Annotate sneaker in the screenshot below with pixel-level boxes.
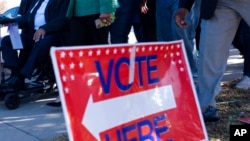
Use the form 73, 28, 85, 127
203, 106, 220, 123
235, 75, 250, 90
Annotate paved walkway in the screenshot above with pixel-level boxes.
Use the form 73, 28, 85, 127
0, 43, 244, 141
222, 48, 243, 82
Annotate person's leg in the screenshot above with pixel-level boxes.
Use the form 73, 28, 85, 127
20, 34, 59, 79
66, 16, 88, 46
190, 0, 201, 34
139, 0, 157, 42
1, 34, 33, 77
110, 0, 140, 43
68, 15, 110, 46
132, 12, 144, 43
235, 1, 250, 79
156, 0, 199, 77
234, 20, 250, 89
132, 21, 143, 42
188, 0, 201, 51
156, 0, 177, 41
241, 25, 250, 77
195, 20, 201, 51
0, 33, 33, 89
197, 3, 241, 110
175, 24, 198, 77
1, 36, 19, 71
232, 21, 243, 55
188, 0, 201, 76
85, 14, 110, 45
174, 0, 200, 77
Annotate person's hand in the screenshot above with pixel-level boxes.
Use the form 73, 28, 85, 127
33, 28, 46, 42
175, 8, 189, 28
99, 13, 115, 25
140, 1, 148, 14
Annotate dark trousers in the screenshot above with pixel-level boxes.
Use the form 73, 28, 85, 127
1, 32, 61, 78
232, 20, 250, 77
110, 0, 140, 43
67, 14, 110, 46
139, 0, 157, 42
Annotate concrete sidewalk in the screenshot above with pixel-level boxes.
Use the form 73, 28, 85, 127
0, 93, 66, 141
0, 46, 244, 141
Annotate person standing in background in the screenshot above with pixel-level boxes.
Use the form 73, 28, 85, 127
65, 0, 119, 45
156, 0, 201, 79
46, 0, 119, 107
110, 0, 140, 44
175, 0, 250, 122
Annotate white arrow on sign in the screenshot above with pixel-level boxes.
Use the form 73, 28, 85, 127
82, 85, 177, 140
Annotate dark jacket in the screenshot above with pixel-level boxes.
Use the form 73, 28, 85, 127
16, 0, 69, 34
179, 0, 218, 19
18, 0, 35, 15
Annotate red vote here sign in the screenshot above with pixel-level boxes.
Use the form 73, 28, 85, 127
50, 40, 208, 141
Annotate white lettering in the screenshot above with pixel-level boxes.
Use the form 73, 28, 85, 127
234, 129, 247, 136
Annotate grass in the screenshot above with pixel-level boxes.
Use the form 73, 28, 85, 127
48, 79, 250, 141
206, 79, 250, 141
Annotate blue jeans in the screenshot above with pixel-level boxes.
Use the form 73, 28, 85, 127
156, 0, 200, 76
156, 0, 178, 42
110, 0, 140, 43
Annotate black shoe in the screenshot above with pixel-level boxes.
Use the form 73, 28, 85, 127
1, 76, 25, 91
203, 106, 220, 123
46, 101, 61, 107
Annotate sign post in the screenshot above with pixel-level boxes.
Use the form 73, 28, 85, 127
50, 40, 208, 141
